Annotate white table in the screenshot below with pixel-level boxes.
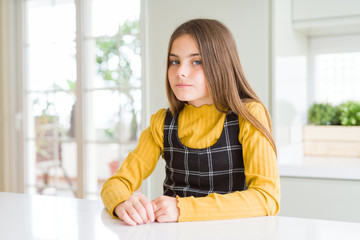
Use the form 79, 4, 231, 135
0, 192, 359, 240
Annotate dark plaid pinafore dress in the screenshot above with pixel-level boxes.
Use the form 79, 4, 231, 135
163, 109, 247, 197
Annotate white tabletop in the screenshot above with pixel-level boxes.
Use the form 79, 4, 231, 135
0, 192, 359, 240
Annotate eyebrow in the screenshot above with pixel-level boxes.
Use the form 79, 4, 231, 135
169, 53, 201, 58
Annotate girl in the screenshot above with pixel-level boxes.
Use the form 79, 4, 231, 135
101, 19, 280, 226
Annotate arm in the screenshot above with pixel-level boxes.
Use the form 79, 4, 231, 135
176, 102, 280, 222
100, 109, 166, 219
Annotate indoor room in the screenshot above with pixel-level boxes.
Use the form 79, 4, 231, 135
1, 0, 360, 239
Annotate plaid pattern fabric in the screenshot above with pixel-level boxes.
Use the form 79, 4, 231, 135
163, 109, 246, 197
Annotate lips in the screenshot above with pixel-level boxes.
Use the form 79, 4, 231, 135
176, 83, 192, 88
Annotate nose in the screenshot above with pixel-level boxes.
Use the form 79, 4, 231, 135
176, 63, 189, 78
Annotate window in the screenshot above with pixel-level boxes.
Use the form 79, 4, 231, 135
314, 52, 360, 104
275, 42, 360, 163
24, 0, 141, 199
273, 2, 360, 179
311, 37, 360, 105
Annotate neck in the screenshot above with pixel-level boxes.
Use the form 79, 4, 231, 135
187, 100, 213, 108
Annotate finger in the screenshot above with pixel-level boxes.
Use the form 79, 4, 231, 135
145, 201, 155, 222
126, 206, 144, 225
139, 196, 155, 222
154, 207, 166, 219
155, 207, 178, 223
152, 196, 163, 206
152, 196, 179, 223
156, 214, 171, 223
152, 196, 168, 211
153, 200, 167, 219
119, 211, 137, 226
132, 199, 149, 223
152, 196, 164, 212
152, 196, 165, 216
116, 207, 137, 226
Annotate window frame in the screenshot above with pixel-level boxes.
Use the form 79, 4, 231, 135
277, 33, 360, 180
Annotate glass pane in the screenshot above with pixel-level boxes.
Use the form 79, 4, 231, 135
86, 89, 141, 142
25, 0, 77, 199
314, 52, 360, 105
27, 0, 76, 44
26, 90, 77, 196
28, 43, 76, 91
27, 92, 76, 140
275, 56, 307, 165
85, 142, 138, 199
86, 143, 120, 198
26, 139, 77, 197
89, 22, 141, 89
91, 0, 140, 37
27, 0, 76, 91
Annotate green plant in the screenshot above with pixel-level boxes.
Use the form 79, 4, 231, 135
307, 103, 340, 125
95, 19, 140, 141
338, 101, 360, 126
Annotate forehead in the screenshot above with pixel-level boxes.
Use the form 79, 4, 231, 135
170, 34, 199, 54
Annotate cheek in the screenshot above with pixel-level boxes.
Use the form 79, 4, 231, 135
193, 70, 207, 85
167, 69, 177, 90
192, 67, 205, 77
168, 68, 176, 81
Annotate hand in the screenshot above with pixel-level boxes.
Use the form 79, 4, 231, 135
114, 194, 155, 226
152, 196, 179, 223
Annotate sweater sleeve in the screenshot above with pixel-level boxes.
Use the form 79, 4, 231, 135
100, 109, 166, 218
176, 102, 280, 222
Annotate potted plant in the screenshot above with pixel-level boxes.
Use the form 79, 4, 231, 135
303, 101, 360, 157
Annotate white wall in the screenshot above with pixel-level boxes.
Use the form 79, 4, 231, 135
274, 0, 360, 223
144, 0, 271, 198
273, 0, 308, 161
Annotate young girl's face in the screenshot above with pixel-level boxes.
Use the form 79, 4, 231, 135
168, 34, 212, 107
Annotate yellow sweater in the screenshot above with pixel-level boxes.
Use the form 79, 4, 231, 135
101, 102, 280, 222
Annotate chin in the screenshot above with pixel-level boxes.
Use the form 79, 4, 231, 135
174, 95, 190, 102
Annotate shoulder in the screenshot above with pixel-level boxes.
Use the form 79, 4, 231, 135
150, 108, 167, 125
150, 108, 167, 132
149, 108, 167, 145
242, 101, 268, 120
245, 101, 266, 115
239, 101, 271, 130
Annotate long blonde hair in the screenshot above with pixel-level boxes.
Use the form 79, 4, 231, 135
165, 19, 276, 154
